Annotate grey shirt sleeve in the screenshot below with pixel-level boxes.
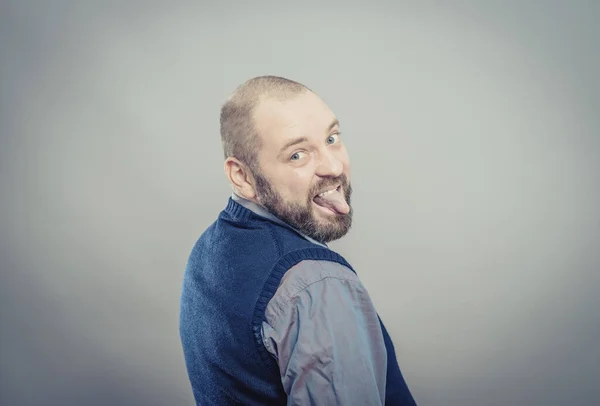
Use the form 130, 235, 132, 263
261, 260, 388, 406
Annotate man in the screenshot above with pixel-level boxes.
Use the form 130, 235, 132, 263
179, 76, 417, 405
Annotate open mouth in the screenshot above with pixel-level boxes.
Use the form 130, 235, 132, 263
312, 185, 349, 215
316, 185, 341, 198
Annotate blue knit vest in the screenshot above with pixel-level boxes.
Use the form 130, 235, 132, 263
179, 198, 416, 405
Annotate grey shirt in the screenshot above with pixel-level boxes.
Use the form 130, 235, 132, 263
232, 193, 388, 405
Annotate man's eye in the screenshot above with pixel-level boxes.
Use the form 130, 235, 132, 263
327, 133, 341, 144
290, 152, 304, 161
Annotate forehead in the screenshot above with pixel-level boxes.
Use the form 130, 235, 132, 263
253, 91, 336, 147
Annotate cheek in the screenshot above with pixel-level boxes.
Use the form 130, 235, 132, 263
289, 169, 316, 199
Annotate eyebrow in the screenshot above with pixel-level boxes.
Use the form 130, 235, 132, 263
279, 136, 309, 155
278, 118, 340, 156
327, 118, 340, 132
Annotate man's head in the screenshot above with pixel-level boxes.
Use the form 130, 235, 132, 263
221, 76, 352, 243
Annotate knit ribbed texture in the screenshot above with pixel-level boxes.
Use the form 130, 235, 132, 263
180, 198, 417, 405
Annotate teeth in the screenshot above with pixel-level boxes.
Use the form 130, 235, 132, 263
318, 187, 338, 197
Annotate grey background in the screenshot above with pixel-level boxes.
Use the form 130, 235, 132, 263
1, 1, 599, 405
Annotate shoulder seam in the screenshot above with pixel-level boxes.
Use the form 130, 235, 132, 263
268, 273, 364, 327
264, 223, 283, 256
275, 259, 358, 305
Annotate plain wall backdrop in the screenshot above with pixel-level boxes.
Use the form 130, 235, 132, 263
1, 1, 599, 405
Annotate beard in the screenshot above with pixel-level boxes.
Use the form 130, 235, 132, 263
253, 171, 353, 244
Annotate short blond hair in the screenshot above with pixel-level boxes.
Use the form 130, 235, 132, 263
220, 76, 310, 173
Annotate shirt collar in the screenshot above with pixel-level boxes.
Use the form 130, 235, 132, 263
231, 192, 328, 248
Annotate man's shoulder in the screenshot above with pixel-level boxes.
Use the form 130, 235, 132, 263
264, 258, 362, 319
281, 258, 359, 291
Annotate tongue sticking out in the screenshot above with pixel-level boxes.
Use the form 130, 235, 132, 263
313, 188, 350, 215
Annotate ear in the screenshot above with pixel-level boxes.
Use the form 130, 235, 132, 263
224, 157, 258, 200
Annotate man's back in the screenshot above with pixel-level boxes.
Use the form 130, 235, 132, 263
180, 198, 417, 405
180, 198, 330, 404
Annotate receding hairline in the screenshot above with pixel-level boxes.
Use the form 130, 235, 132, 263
226, 76, 312, 106
221, 77, 315, 136
220, 76, 315, 170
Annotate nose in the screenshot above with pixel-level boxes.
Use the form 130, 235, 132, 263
315, 149, 344, 178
